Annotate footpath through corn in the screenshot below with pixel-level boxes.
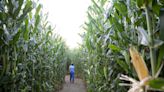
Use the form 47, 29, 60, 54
59, 75, 86, 92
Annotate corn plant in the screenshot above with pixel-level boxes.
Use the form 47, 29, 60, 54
66, 48, 85, 78
0, 0, 67, 92
81, 0, 164, 92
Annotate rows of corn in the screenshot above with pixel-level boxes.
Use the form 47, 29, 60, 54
80, 0, 164, 92
0, 0, 67, 92
66, 49, 85, 78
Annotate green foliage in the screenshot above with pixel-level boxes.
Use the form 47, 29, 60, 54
66, 48, 85, 78
149, 78, 164, 91
0, 0, 67, 92
81, 0, 164, 92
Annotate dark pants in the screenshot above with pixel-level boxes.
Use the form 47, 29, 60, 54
70, 72, 74, 83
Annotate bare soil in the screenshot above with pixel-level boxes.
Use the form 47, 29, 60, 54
59, 75, 86, 92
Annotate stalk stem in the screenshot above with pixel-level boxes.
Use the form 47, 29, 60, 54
145, 7, 156, 77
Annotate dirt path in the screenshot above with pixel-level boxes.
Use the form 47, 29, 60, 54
59, 75, 86, 92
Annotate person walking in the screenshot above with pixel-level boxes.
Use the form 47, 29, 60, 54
69, 64, 75, 83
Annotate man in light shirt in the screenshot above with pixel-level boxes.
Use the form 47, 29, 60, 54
69, 64, 75, 83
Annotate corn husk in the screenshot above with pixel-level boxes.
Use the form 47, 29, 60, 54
129, 47, 149, 81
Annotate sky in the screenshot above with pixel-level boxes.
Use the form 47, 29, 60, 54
40, 0, 91, 48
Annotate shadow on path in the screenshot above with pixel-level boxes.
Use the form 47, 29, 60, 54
59, 75, 86, 92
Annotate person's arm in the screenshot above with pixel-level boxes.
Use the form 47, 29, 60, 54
73, 66, 75, 72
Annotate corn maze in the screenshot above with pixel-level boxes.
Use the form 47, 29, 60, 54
0, 0, 164, 92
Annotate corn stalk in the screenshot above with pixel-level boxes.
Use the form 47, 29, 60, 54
82, 0, 164, 92
0, 0, 68, 92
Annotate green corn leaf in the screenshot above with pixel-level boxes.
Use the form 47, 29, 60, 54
91, 0, 103, 14
157, 9, 164, 73
12, 29, 21, 44
103, 66, 107, 80
19, 1, 33, 21
116, 60, 129, 73
14, 0, 24, 18
46, 30, 52, 39
35, 4, 42, 17
108, 44, 121, 52
6, 0, 14, 15
23, 1, 33, 13
159, 9, 164, 41
100, 0, 107, 6
112, 17, 123, 32
136, 0, 144, 9
157, 44, 164, 73
152, 3, 161, 16
121, 51, 130, 65
24, 19, 29, 41
114, 2, 127, 15
0, 12, 7, 21
152, 39, 164, 48
34, 15, 40, 33
149, 78, 164, 91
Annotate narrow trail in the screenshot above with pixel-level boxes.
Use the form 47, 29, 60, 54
59, 75, 86, 92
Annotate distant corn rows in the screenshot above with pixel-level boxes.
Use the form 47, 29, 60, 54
0, 0, 67, 92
